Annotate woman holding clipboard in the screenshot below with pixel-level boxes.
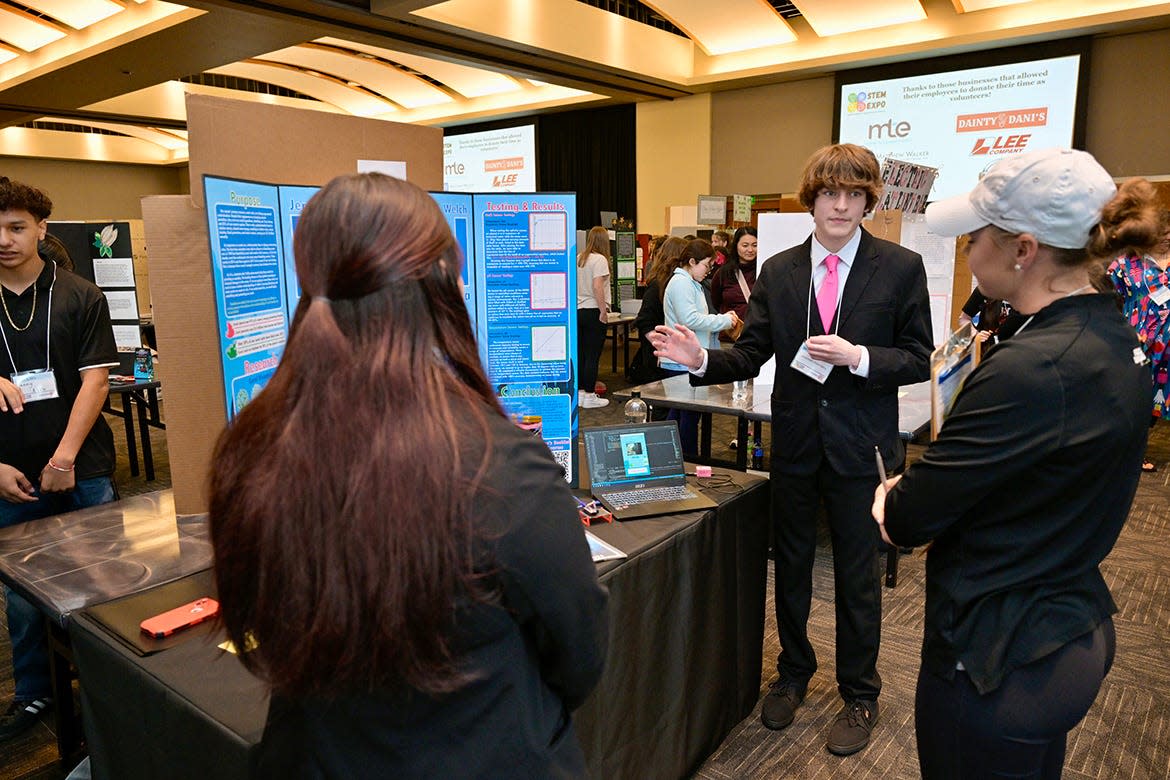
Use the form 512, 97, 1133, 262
872, 149, 1160, 779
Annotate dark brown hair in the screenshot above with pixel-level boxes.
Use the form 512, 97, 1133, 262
645, 235, 688, 296
38, 233, 74, 271
0, 177, 52, 220
653, 239, 712, 299
713, 226, 758, 290
209, 173, 501, 697
797, 143, 883, 213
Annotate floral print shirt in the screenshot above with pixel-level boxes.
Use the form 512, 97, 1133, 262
1109, 251, 1170, 417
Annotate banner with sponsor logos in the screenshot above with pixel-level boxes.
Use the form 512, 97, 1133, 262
443, 125, 537, 192
839, 54, 1081, 201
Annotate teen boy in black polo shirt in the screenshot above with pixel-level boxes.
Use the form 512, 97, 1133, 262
0, 177, 118, 741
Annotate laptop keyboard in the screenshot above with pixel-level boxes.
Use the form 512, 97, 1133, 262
605, 485, 697, 507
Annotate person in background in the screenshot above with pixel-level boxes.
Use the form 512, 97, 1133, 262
649, 144, 933, 757
209, 173, 608, 777
0, 177, 119, 741
710, 226, 759, 334
576, 226, 612, 409
1109, 209, 1170, 472
711, 230, 731, 267
875, 149, 1158, 779
631, 236, 686, 388
957, 287, 1017, 353
711, 226, 760, 449
661, 238, 739, 455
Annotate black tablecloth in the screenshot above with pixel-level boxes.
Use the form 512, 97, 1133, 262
70, 475, 769, 780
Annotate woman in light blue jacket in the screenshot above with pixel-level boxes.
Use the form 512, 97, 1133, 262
660, 239, 741, 453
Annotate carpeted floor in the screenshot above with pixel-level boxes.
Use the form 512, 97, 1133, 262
2, 357, 1170, 779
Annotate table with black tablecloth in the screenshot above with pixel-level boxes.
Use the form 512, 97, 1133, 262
69, 473, 770, 780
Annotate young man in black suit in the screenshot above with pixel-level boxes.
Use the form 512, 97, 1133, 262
648, 144, 933, 756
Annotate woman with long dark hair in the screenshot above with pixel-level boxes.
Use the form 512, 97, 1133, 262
874, 149, 1158, 779
209, 173, 608, 778
710, 226, 759, 329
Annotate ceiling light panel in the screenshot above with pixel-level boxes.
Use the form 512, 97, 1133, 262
0, 6, 67, 51
950, 0, 1031, 11
315, 37, 520, 99
641, 0, 796, 55
208, 62, 397, 117
257, 45, 453, 109
792, 0, 926, 37
20, 0, 124, 29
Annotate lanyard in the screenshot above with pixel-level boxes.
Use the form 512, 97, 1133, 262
0, 263, 55, 374
805, 261, 845, 340
1011, 284, 1093, 338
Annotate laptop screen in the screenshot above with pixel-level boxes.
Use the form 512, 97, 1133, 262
583, 421, 686, 490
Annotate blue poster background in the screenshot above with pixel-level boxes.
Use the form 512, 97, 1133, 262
473, 193, 578, 484
203, 175, 290, 421
431, 192, 477, 329
278, 185, 319, 322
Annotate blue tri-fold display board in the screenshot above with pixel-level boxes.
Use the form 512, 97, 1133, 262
203, 175, 579, 484
203, 176, 291, 420
472, 193, 578, 485
431, 192, 477, 324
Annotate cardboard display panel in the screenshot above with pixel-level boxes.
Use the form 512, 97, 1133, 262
141, 196, 224, 515
185, 94, 442, 208
147, 95, 443, 514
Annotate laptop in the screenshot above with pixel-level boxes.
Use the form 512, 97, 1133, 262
582, 421, 717, 520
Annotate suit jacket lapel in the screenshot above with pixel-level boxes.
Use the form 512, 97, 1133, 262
785, 237, 818, 334
839, 229, 879, 327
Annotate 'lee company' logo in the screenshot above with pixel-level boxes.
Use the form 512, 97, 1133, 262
970, 134, 1032, 155
492, 173, 519, 187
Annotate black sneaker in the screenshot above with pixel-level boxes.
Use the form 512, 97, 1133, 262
826, 699, 878, 756
0, 697, 52, 742
761, 679, 805, 730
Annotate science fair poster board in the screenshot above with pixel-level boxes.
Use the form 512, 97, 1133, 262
432, 192, 477, 324
49, 220, 143, 352
203, 176, 291, 421
472, 193, 578, 485
278, 185, 319, 313
838, 53, 1081, 201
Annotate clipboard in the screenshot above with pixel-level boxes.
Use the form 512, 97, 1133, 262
929, 321, 980, 440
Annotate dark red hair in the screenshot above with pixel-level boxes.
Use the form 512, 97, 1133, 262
209, 173, 501, 696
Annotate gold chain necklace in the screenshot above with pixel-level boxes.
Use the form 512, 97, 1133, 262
0, 281, 36, 332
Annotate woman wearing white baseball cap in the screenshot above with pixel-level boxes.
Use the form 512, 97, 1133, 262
872, 148, 1161, 779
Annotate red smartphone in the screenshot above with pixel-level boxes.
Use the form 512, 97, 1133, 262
140, 597, 220, 639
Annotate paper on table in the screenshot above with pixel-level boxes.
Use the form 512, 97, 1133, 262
585, 530, 627, 562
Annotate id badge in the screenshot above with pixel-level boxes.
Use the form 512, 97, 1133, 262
10, 369, 59, 402
1150, 285, 1170, 307
790, 342, 833, 384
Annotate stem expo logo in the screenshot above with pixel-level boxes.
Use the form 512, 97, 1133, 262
847, 90, 887, 113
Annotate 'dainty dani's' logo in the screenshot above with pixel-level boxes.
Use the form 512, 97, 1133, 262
92, 224, 118, 258
847, 91, 887, 113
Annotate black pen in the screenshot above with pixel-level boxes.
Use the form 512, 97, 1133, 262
874, 446, 889, 490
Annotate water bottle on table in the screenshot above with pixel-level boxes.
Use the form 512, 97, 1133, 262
624, 390, 648, 424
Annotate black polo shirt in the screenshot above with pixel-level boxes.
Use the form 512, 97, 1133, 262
0, 260, 118, 483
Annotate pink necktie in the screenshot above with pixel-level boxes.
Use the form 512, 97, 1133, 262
817, 254, 840, 333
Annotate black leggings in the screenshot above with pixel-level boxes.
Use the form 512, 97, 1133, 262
916, 619, 1115, 780
577, 308, 607, 393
